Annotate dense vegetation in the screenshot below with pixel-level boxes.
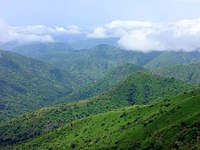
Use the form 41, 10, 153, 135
105, 72, 195, 105
154, 61, 200, 84
0, 50, 80, 121
145, 50, 200, 70
11, 42, 73, 57
13, 44, 162, 83
0, 71, 195, 147
0, 48, 161, 122
66, 63, 146, 101
4, 89, 200, 150
1, 43, 200, 149
12, 44, 200, 83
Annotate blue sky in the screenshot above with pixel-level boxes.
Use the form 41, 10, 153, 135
1, 0, 200, 27
1, 0, 200, 51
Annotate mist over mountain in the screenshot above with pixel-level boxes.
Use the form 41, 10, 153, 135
1, 1, 200, 149
2, 18, 200, 52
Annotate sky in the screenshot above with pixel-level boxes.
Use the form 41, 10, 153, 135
1, 0, 200, 51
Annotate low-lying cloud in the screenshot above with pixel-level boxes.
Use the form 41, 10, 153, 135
2, 18, 200, 52
88, 18, 200, 52
0, 19, 82, 43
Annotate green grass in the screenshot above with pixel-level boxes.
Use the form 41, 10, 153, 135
2, 43, 200, 150
107, 72, 195, 104
0, 71, 195, 147
4, 89, 200, 150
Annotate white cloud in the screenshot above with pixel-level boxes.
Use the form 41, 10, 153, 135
55, 25, 82, 34
0, 19, 82, 43
0, 19, 13, 42
106, 20, 154, 29
2, 17, 200, 52
88, 18, 200, 52
88, 20, 155, 38
118, 30, 166, 51
65, 25, 82, 34
13, 25, 55, 35
87, 27, 107, 38
55, 26, 67, 32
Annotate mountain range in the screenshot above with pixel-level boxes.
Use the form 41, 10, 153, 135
0, 71, 195, 147
154, 61, 200, 84
0, 49, 81, 121
2, 89, 200, 150
0, 42, 199, 149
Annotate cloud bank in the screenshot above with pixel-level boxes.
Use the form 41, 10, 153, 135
1, 18, 200, 52
0, 19, 82, 43
88, 18, 200, 52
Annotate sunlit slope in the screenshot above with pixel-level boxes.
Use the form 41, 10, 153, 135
0, 72, 195, 147
67, 63, 146, 101
6, 89, 200, 150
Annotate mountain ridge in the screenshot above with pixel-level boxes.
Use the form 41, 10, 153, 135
4, 89, 200, 150
0, 71, 195, 146
0, 49, 80, 121
154, 61, 200, 84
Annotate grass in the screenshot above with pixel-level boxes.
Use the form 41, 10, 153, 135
3, 89, 200, 150
0, 71, 195, 147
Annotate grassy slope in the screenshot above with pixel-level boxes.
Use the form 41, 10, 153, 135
0, 50, 79, 121
154, 62, 200, 84
6, 89, 200, 150
145, 51, 200, 70
66, 63, 146, 101
107, 72, 195, 104
0, 72, 195, 147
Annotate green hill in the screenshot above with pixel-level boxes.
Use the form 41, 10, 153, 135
145, 50, 200, 70
4, 89, 200, 150
0, 72, 195, 147
107, 72, 194, 105
40, 44, 161, 84
11, 42, 73, 58
0, 50, 79, 122
66, 63, 146, 101
13, 44, 162, 84
64, 38, 118, 49
12, 43, 200, 83
154, 62, 200, 84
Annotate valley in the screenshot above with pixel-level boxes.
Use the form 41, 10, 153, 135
0, 43, 200, 150
1, 1, 200, 149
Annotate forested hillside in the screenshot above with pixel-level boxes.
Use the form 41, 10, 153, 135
0, 71, 195, 147
12, 44, 162, 83
66, 63, 146, 101
1, 0, 200, 149
12, 44, 200, 84
154, 62, 200, 84
0, 50, 79, 121
145, 50, 200, 70
4, 89, 200, 150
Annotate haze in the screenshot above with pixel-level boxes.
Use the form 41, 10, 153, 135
1, 0, 200, 51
